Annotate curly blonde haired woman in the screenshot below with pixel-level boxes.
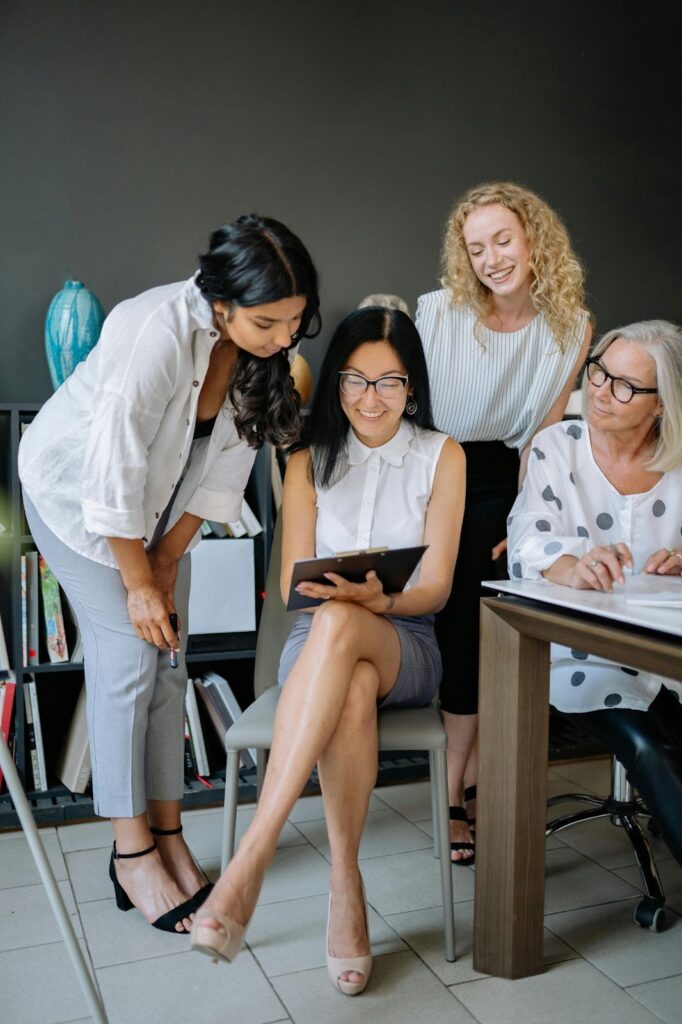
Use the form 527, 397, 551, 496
416, 181, 592, 862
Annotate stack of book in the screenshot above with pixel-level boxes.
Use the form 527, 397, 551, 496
21, 552, 82, 666
200, 497, 262, 540
0, 673, 17, 793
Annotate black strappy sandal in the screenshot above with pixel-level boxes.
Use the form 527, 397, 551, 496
150, 824, 214, 904
108, 841, 199, 933
449, 806, 475, 865
463, 784, 477, 833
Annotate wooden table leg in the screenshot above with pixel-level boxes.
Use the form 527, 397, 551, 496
473, 601, 550, 979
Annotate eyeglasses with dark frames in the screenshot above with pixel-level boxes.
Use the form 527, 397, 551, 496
338, 371, 409, 398
585, 359, 658, 404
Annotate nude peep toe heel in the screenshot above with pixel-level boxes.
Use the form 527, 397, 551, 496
190, 912, 245, 964
326, 884, 372, 996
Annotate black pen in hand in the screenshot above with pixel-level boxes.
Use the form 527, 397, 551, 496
169, 612, 179, 669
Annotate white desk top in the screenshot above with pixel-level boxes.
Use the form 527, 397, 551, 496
481, 575, 682, 639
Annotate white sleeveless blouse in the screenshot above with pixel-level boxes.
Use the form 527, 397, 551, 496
314, 421, 448, 588
416, 290, 588, 451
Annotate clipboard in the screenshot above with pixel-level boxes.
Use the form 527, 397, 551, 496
286, 545, 428, 611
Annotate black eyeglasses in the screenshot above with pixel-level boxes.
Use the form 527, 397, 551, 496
585, 359, 658, 404
338, 372, 409, 398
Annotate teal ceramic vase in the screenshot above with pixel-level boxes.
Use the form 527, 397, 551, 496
44, 280, 105, 390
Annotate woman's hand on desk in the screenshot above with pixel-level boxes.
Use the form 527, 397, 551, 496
644, 548, 682, 576
543, 543, 633, 593
295, 570, 394, 614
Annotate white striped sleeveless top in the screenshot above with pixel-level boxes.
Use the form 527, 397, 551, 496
415, 289, 587, 451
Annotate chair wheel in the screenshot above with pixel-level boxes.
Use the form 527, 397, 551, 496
634, 898, 667, 932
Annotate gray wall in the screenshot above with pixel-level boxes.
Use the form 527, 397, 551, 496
1, 0, 679, 403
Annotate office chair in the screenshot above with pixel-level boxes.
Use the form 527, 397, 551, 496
547, 755, 667, 931
220, 515, 456, 961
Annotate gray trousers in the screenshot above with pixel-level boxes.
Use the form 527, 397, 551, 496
24, 495, 191, 818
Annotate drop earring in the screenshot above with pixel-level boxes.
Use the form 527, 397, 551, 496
405, 396, 417, 416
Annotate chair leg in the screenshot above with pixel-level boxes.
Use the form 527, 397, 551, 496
0, 736, 109, 1024
221, 749, 240, 872
432, 747, 456, 962
430, 750, 440, 859
256, 748, 267, 799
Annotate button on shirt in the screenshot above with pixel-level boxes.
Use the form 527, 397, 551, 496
19, 277, 256, 567
314, 421, 448, 589
507, 420, 682, 711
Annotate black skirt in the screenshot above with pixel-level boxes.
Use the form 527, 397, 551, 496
436, 440, 519, 715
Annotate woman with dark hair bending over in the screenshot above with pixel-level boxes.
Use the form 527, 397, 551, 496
191, 307, 465, 994
416, 182, 592, 861
19, 215, 320, 934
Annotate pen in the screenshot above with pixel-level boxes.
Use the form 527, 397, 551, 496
169, 612, 179, 669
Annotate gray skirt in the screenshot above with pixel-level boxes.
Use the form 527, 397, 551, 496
277, 612, 442, 709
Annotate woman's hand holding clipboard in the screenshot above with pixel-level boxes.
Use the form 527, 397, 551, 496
286, 545, 428, 611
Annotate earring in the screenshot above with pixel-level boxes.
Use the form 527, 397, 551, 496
405, 397, 418, 416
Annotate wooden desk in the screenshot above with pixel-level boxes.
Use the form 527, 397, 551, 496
473, 578, 682, 980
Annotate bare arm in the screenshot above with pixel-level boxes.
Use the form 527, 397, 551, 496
280, 449, 318, 604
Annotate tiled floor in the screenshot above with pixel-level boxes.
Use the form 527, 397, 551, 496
2, 757, 681, 1024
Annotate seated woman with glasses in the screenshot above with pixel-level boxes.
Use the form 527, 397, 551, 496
507, 319, 682, 864
190, 306, 465, 993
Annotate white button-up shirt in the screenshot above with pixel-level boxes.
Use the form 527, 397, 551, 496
19, 277, 257, 567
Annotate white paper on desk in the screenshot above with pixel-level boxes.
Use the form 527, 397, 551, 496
188, 539, 255, 634
623, 574, 682, 608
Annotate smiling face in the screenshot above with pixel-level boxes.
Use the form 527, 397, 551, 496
587, 338, 662, 434
462, 204, 532, 301
213, 295, 307, 358
339, 340, 411, 448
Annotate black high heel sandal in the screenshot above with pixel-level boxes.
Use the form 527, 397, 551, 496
108, 841, 199, 933
150, 825, 214, 904
463, 784, 477, 833
448, 806, 475, 865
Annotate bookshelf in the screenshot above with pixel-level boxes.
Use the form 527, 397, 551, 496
0, 402, 275, 828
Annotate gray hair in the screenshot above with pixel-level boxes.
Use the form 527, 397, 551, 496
581, 319, 682, 471
357, 293, 411, 318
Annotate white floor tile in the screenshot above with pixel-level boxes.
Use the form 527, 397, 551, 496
0, 878, 81, 952
286, 792, 383, 823
0, 830, 67, 889
271, 949, 478, 1024
628, 973, 682, 1024
65, 846, 111, 904
96, 947, 285, 1024
361, 848, 474, 916
0, 938, 96, 1024
546, 898, 682, 986
385, 901, 577, 986
246, 891, 406, 977
79, 896, 194, 968
373, 780, 433, 821
544, 846, 639, 914
454, 957, 663, 1024
294, 807, 432, 862
58, 819, 112, 853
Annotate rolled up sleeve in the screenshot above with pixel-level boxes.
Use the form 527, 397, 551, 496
185, 434, 256, 523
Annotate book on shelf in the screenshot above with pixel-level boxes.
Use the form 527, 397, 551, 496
55, 682, 91, 794
204, 499, 262, 541
21, 554, 27, 665
38, 555, 69, 663
0, 674, 17, 791
185, 679, 210, 777
194, 671, 256, 769
24, 677, 47, 791
63, 596, 84, 663
238, 498, 262, 538
183, 716, 197, 785
27, 550, 40, 665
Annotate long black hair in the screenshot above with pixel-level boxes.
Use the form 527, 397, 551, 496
302, 306, 436, 486
196, 214, 320, 448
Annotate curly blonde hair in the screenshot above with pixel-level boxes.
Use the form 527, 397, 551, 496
440, 181, 588, 351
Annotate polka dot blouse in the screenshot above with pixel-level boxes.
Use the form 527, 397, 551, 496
507, 420, 682, 712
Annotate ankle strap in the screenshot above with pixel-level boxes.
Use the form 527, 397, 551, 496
149, 825, 183, 837
112, 840, 157, 860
